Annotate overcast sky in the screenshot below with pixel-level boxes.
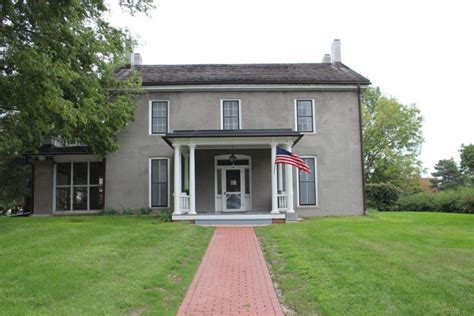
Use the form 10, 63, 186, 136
108, 0, 474, 175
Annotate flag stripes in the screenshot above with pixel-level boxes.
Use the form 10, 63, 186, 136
275, 147, 311, 173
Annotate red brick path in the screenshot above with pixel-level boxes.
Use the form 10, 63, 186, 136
177, 227, 284, 315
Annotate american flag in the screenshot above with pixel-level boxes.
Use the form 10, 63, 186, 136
275, 147, 312, 173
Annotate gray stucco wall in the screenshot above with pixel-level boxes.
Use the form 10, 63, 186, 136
33, 161, 54, 215
32, 89, 364, 217
104, 90, 364, 216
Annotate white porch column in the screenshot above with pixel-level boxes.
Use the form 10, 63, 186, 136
173, 144, 182, 215
270, 143, 279, 214
183, 153, 189, 191
285, 143, 295, 213
189, 144, 197, 215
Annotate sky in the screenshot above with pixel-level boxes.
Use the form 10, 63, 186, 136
108, 0, 474, 175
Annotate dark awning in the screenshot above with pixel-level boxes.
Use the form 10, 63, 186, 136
162, 129, 303, 148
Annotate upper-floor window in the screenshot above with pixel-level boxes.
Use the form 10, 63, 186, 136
221, 100, 241, 130
295, 99, 315, 133
150, 100, 169, 134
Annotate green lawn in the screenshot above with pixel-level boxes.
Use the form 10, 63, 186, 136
258, 212, 474, 315
0, 216, 213, 315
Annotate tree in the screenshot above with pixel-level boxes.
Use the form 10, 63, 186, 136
430, 159, 462, 190
460, 143, 474, 186
362, 87, 424, 192
0, 0, 154, 155
0, 0, 154, 210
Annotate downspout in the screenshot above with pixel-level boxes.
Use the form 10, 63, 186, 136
357, 85, 367, 214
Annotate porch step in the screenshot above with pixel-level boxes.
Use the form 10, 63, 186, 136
195, 218, 273, 226
172, 213, 286, 226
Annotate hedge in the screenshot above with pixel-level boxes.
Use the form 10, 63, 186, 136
396, 187, 474, 214
366, 183, 402, 211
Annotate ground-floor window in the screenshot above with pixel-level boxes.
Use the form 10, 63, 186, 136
298, 157, 318, 206
55, 161, 105, 211
150, 158, 169, 207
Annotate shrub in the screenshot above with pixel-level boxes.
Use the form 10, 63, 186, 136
139, 207, 153, 215
159, 209, 172, 222
366, 183, 402, 211
100, 207, 154, 216
397, 187, 474, 213
101, 207, 118, 215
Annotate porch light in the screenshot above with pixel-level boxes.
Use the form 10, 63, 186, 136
229, 153, 237, 165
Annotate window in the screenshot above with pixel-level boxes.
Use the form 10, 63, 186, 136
298, 157, 317, 206
55, 162, 105, 211
150, 101, 168, 134
150, 158, 169, 207
221, 100, 240, 130
295, 100, 315, 132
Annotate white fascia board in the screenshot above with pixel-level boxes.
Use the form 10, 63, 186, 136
139, 84, 368, 92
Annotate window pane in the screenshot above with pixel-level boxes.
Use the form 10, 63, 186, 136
151, 101, 168, 134
73, 187, 88, 210
56, 163, 71, 185
298, 117, 313, 132
245, 169, 250, 194
73, 163, 88, 185
90, 162, 105, 185
56, 187, 70, 211
298, 158, 316, 206
217, 169, 222, 194
151, 159, 168, 207
297, 101, 312, 115
90, 186, 104, 210
223, 101, 239, 130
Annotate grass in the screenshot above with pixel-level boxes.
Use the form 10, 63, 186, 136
0, 216, 213, 315
257, 212, 474, 315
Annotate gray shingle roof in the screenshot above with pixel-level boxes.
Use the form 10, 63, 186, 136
115, 63, 370, 85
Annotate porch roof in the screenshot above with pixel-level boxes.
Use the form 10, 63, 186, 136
162, 129, 303, 148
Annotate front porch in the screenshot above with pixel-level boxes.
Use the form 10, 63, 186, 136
162, 129, 303, 224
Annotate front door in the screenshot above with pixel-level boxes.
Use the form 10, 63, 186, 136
224, 169, 244, 212
215, 155, 251, 212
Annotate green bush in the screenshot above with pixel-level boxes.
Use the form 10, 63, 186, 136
100, 207, 154, 216
397, 187, 474, 213
159, 209, 172, 222
366, 183, 402, 211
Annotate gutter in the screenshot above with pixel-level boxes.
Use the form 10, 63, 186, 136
357, 85, 367, 214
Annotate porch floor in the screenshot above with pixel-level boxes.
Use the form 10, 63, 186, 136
172, 212, 286, 225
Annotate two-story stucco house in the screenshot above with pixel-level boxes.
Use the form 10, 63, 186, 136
28, 40, 370, 224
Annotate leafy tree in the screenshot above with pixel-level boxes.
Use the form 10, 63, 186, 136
430, 159, 462, 190
362, 87, 424, 192
0, 0, 155, 155
0, 0, 154, 210
460, 143, 474, 185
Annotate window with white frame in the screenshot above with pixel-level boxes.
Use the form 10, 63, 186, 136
295, 100, 315, 132
150, 101, 168, 134
221, 100, 240, 130
55, 162, 105, 211
298, 157, 317, 206
150, 158, 169, 207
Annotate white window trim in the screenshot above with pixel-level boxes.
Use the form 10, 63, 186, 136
296, 156, 319, 207
220, 99, 242, 130
294, 99, 316, 134
53, 161, 104, 212
149, 100, 170, 135
148, 157, 171, 208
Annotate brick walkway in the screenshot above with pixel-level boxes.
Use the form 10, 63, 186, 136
177, 227, 284, 316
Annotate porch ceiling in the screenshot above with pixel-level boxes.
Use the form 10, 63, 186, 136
162, 129, 303, 148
